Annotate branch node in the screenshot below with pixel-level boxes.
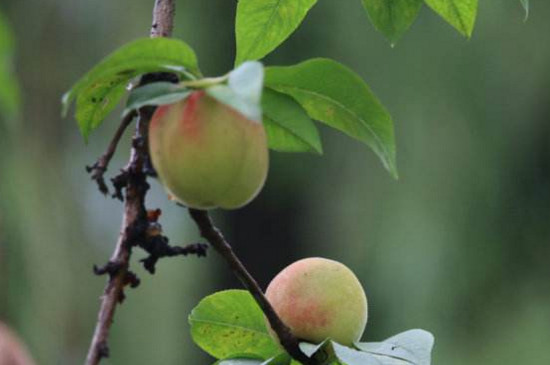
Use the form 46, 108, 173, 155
86, 163, 109, 195
139, 224, 208, 274
111, 170, 129, 201
97, 341, 109, 359
124, 271, 141, 289
93, 261, 122, 277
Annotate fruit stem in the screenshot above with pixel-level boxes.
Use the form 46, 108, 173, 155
189, 208, 317, 365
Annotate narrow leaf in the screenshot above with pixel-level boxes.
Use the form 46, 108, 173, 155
361, 0, 423, 45
123, 82, 190, 117
265, 58, 397, 178
263, 88, 322, 154
62, 38, 200, 140
189, 290, 279, 360
0, 10, 20, 122
235, 0, 319, 65
520, 0, 529, 21
355, 329, 435, 365
424, 0, 478, 37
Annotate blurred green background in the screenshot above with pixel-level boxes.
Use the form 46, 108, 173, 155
1, 1, 549, 364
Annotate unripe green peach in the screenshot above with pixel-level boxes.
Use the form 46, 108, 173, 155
149, 90, 268, 209
265, 257, 368, 346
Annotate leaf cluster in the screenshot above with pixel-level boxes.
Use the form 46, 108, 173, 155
189, 290, 434, 365
62, 36, 397, 177
61, 0, 531, 178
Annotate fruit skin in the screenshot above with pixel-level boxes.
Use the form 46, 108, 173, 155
0, 322, 36, 365
265, 257, 368, 346
149, 90, 268, 209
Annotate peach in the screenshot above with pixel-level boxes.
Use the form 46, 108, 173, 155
0, 323, 36, 365
149, 90, 268, 209
265, 257, 368, 346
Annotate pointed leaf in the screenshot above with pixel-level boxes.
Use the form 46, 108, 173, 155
355, 329, 434, 365
424, 0, 478, 37
189, 290, 279, 360
299, 340, 338, 364
207, 61, 265, 122
229, 61, 265, 105
123, 82, 190, 117
332, 342, 384, 365
358, 342, 414, 364
263, 88, 322, 154
361, 0, 423, 44
235, 0, 319, 65
262, 353, 292, 365
265, 58, 397, 178
62, 38, 200, 140
207, 85, 262, 122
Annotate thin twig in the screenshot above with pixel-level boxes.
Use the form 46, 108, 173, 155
86, 111, 136, 195
188, 209, 314, 365
84, 1, 176, 364
139, 209, 208, 274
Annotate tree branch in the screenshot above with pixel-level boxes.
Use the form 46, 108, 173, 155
84, 1, 176, 364
151, 0, 175, 38
84, 114, 150, 365
188, 209, 314, 365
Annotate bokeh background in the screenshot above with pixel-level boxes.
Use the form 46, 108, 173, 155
1, 1, 549, 364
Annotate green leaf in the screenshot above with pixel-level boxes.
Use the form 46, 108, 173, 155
207, 85, 262, 122
424, 0, 478, 38
207, 61, 265, 122
361, 0, 423, 45
215, 358, 264, 365
62, 38, 200, 140
235, 0, 319, 65
263, 88, 322, 154
123, 82, 190, 117
229, 61, 264, 105
189, 290, 279, 360
265, 58, 397, 178
332, 342, 383, 365
0, 10, 20, 122
299, 340, 338, 364
355, 329, 435, 365
216, 353, 290, 365
520, 0, 529, 21
262, 353, 292, 365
